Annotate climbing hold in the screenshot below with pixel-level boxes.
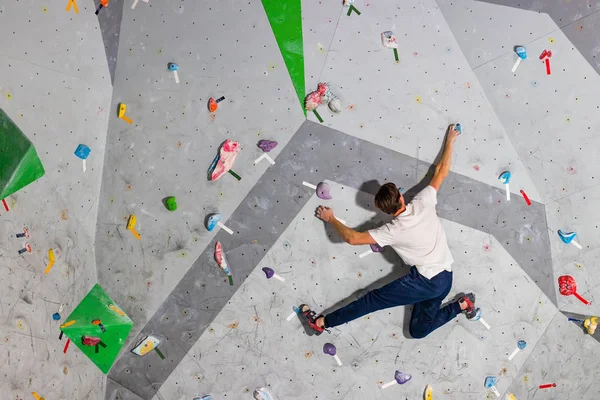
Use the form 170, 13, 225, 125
558, 275, 589, 304
131, 335, 161, 356
215, 241, 233, 285
370, 243, 383, 253
15, 227, 30, 238
52, 313, 61, 321
328, 97, 342, 114
539, 49, 552, 59
424, 385, 433, 400
92, 319, 106, 332
316, 182, 332, 200
118, 103, 133, 124
323, 343, 342, 366
262, 267, 285, 282
126, 214, 141, 240
455, 123, 462, 134
558, 230, 582, 249
584, 317, 599, 335
253, 388, 274, 400
74, 144, 91, 172
208, 96, 225, 112
168, 62, 180, 83
207, 139, 240, 181
18, 243, 32, 255
165, 196, 177, 211
520, 190, 531, 205
206, 213, 234, 234
82, 336, 102, 347
257, 140, 278, 152
381, 31, 399, 61
305, 83, 328, 111
512, 46, 527, 72
508, 340, 526, 360
498, 171, 511, 201
381, 370, 412, 389
381, 31, 398, 49
484, 376, 500, 397
95, 0, 108, 14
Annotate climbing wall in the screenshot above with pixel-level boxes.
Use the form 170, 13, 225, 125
0, 0, 112, 399
95, 0, 304, 369
438, 0, 600, 316
4, 0, 600, 399
153, 181, 560, 399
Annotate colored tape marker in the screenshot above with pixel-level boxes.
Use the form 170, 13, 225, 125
479, 318, 491, 330
2, 199, 9, 211
217, 221, 234, 235
66, 0, 79, 13
108, 304, 125, 316
286, 312, 296, 321
63, 338, 71, 353
359, 249, 373, 258
302, 181, 317, 190
520, 190, 531, 206
32, 392, 42, 400
60, 320, 76, 328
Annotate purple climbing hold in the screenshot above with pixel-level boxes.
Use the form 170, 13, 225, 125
262, 267, 275, 279
316, 182, 332, 200
257, 140, 278, 153
323, 343, 337, 356
370, 243, 383, 253
394, 370, 412, 384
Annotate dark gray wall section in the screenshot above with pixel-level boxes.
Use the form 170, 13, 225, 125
106, 121, 553, 399
96, 0, 124, 84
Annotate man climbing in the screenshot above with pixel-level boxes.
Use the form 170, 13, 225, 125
301, 124, 480, 339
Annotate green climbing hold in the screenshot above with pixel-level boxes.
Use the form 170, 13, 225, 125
166, 196, 177, 211
261, 0, 306, 116
0, 108, 45, 199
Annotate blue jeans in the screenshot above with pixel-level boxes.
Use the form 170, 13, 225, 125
324, 266, 461, 338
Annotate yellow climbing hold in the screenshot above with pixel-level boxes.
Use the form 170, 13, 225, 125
507, 393, 517, 400
424, 384, 433, 400
584, 316, 599, 335
549, 37, 555, 44
42, 6, 48, 12
5, 92, 12, 100
415, 96, 422, 104
17, 320, 24, 330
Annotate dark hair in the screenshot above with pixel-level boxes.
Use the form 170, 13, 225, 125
375, 183, 402, 214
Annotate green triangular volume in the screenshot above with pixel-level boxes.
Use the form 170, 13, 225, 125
62, 284, 133, 374
261, 0, 306, 116
0, 109, 45, 198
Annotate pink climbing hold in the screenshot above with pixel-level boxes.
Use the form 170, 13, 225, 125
208, 139, 240, 181
82, 336, 102, 346
304, 83, 328, 111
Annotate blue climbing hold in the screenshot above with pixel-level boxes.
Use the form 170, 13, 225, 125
206, 213, 222, 231
455, 123, 462, 134
52, 312, 61, 321
517, 340, 527, 350
498, 171, 511, 184
74, 144, 91, 160
558, 230, 577, 244
168, 62, 179, 71
516, 46, 527, 60
484, 376, 498, 388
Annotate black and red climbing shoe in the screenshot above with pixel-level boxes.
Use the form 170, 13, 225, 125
458, 293, 479, 320
298, 304, 329, 336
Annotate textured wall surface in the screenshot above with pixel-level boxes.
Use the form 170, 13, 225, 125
0, 1, 112, 399
3, 0, 600, 399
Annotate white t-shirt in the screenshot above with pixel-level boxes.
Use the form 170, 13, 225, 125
368, 185, 453, 279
